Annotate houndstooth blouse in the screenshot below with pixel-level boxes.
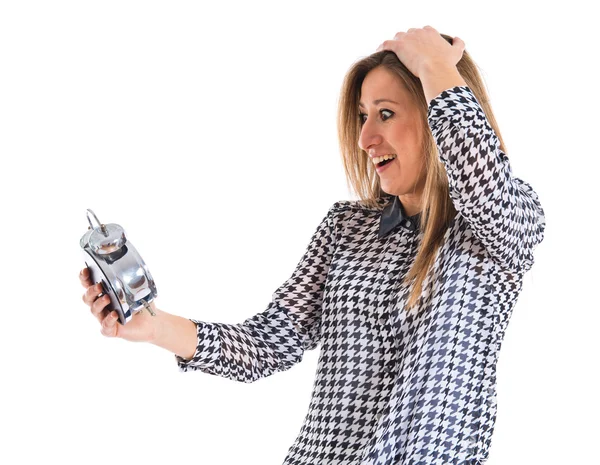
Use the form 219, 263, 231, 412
175, 86, 546, 465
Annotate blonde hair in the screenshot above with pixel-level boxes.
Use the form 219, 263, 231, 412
336, 33, 507, 311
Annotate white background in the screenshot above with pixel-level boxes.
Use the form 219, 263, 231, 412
1, 1, 597, 464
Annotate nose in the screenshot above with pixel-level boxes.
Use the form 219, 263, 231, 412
357, 117, 383, 152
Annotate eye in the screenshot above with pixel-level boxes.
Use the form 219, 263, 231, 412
358, 109, 394, 125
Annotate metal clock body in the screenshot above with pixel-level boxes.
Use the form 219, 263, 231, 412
80, 209, 157, 325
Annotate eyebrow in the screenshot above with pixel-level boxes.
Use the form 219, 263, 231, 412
358, 99, 401, 108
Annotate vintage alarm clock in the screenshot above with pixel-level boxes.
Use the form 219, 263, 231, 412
80, 209, 157, 325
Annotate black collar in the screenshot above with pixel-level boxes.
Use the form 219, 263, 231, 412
378, 195, 422, 238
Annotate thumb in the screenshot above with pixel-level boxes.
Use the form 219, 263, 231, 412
452, 36, 466, 54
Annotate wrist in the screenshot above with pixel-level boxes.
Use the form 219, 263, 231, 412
148, 307, 167, 344
149, 308, 198, 360
418, 63, 467, 105
418, 61, 459, 78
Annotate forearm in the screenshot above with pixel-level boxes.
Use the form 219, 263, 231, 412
419, 63, 467, 106
150, 308, 198, 360
427, 85, 546, 273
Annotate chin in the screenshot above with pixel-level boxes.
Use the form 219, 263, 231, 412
380, 184, 403, 197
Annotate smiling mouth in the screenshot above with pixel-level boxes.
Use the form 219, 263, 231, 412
372, 153, 398, 167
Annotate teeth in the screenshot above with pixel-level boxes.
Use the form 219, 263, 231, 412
372, 154, 397, 165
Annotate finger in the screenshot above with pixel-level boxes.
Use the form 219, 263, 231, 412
82, 282, 104, 306
453, 36, 466, 52
82, 281, 102, 305
376, 39, 393, 52
393, 31, 406, 40
79, 267, 92, 288
91, 293, 111, 322
101, 311, 119, 338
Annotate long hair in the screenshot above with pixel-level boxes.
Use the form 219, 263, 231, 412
336, 33, 507, 311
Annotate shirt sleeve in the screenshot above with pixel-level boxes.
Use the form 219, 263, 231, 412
174, 201, 339, 383
427, 85, 546, 273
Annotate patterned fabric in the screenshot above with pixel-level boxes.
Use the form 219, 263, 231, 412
175, 86, 546, 464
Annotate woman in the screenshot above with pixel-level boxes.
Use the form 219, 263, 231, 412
80, 26, 545, 465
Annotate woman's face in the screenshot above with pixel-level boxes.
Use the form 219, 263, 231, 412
358, 66, 426, 215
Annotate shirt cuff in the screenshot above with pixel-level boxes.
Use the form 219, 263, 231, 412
174, 319, 221, 372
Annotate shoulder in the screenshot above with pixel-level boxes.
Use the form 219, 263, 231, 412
328, 196, 390, 217
324, 197, 391, 238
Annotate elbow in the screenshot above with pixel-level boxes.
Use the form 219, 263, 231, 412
491, 218, 545, 274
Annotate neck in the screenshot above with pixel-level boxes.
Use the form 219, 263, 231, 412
398, 194, 422, 217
